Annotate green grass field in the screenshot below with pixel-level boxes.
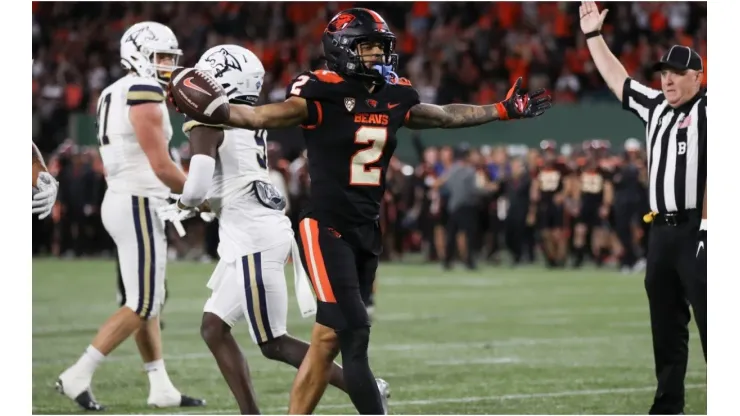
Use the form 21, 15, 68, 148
32, 259, 706, 415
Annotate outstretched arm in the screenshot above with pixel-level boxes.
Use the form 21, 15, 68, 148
226, 96, 308, 130
405, 77, 551, 130
405, 103, 500, 129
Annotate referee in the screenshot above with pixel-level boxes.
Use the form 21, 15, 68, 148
579, 2, 707, 414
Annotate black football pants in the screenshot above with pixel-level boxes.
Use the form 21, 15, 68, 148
296, 218, 384, 414
644, 211, 707, 415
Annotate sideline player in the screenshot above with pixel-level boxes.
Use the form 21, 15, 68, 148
531, 140, 572, 268
572, 141, 614, 267
32, 142, 59, 219
159, 44, 387, 414
171, 8, 552, 414
55, 22, 204, 411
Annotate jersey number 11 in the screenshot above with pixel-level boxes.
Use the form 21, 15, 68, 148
96, 93, 112, 146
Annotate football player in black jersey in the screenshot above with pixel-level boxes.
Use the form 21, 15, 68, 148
530, 140, 572, 268
175, 8, 552, 414
572, 140, 614, 267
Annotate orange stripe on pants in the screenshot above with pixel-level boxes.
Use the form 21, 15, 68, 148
299, 218, 337, 303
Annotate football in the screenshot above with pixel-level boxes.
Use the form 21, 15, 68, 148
169, 67, 230, 125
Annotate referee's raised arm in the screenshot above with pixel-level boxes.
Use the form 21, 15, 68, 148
579, 1, 664, 124
578, 2, 628, 101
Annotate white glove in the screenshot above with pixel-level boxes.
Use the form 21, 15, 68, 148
200, 212, 217, 223
168, 193, 216, 223
156, 200, 216, 236
32, 172, 59, 220
156, 201, 197, 237
157, 201, 198, 223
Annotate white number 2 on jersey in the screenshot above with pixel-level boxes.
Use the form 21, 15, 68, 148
350, 126, 388, 186
290, 75, 310, 96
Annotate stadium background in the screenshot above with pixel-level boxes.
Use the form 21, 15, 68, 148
31, 2, 707, 414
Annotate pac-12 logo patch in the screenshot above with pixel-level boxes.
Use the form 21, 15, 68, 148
344, 97, 356, 112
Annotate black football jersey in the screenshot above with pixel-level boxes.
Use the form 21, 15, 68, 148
534, 162, 571, 201
578, 166, 611, 206
286, 70, 421, 230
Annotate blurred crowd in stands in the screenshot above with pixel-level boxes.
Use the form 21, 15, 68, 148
31, 1, 707, 272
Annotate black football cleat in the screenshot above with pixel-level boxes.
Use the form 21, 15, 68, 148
180, 395, 206, 407
55, 379, 105, 411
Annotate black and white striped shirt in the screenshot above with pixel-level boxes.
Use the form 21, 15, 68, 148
622, 78, 707, 214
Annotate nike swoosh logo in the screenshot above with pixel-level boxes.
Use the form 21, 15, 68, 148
696, 241, 705, 257
183, 77, 212, 96
387, 103, 400, 109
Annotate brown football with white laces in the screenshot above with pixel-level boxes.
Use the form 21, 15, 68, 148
169, 67, 230, 124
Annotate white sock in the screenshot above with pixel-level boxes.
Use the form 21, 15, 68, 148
144, 359, 178, 394
72, 345, 105, 379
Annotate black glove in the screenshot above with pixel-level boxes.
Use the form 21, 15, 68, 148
495, 77, 552, 120
696, 228, 707, 258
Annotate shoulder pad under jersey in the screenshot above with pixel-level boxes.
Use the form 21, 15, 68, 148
285, 70, 346, 101
389, 77, 421, 107
126, 79, 165, 106
182, 115, 224, 136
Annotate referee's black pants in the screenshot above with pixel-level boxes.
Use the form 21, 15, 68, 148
645, 210, 707, 415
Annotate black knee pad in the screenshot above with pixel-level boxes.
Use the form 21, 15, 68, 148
338, 327, 370, 361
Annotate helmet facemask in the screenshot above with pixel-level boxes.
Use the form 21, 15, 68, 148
340, 35, 399, 85
150, 50, 182, 85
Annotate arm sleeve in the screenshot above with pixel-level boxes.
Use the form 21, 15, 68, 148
180, 154, 215, 207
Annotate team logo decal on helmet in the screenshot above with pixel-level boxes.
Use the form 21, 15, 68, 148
327, 13, 356, 33
125, 26, 157, 51
204, 48, 243, 77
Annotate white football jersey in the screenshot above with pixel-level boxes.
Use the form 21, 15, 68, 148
183, 119, 271, 212
97, 74, 173, 199
183, 119, 292, 260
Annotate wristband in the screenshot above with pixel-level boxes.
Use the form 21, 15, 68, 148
495, 102, 509, 121
585, 30, 601, 39
700, 219, 707, 231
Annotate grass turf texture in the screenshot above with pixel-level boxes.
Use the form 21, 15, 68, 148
32, 259, 706, 414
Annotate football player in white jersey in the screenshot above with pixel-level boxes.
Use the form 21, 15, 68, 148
55, 22, 204, 411
159, 44, 388, 414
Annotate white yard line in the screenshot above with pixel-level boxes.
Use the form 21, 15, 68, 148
32, 334, 651, 367
426, 357, 520, 365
